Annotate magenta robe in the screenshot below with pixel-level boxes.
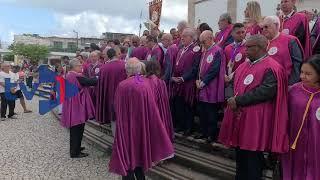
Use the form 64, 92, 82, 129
96, 60, 127, 124
130, 46, 149, 60
224, 41, 246, 73
282, 83, 320, 180
280, 12, 312, 59
267, 33, 304, 78
148, 75, 174, 141
214, 24, 233, 48
171, 43, 201, 105
61, 71, 95, 128
312, 17, 320, 54
109, 76, 174, 176
245, 23, 262, 39
198, 45, 225, 103
219, 56, 289, 153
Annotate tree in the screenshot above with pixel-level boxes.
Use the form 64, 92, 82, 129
3, 53, 14, 62
9, 43, 49, 64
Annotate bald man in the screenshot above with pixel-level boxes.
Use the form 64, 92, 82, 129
219, 35, 289, 180
261, 16, 303, 85
280, 0, 311, 58
195, 30, 226, 143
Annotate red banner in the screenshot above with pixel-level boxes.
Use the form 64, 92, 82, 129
149, 0, 162, 27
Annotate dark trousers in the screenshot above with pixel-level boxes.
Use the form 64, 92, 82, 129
26, 77, 33, 89
70, 123, 85, 156
122, 167, 145, 180
0, 93, 15, 118
198, 101, 219, 140
171, 96, 193, 132
236, 149, 264, 180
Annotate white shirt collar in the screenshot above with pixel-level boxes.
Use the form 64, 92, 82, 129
285, 10, 295, 19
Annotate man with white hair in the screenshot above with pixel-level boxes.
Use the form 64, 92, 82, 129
61, 59, 97, 158
261, 15, 303, 85
280, 0, 311, 58
215, 13, 234, 48
0, 62, 17, 120
196, 30, 226, 143
170, 27, 201, 136
174, 20, 189, 48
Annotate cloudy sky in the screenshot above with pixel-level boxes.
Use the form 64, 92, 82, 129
0, 0, 187, 44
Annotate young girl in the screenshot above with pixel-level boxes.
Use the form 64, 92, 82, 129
282, 55, 320, 180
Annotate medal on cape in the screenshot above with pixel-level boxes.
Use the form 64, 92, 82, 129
244, 74, 254, 85
282, 29, 290, 35
268, 47, 278, 56
95, 67, 100, 74
193, 45, 200, 52
316, 107, 320, 121
235, 53, 243, 62
245, 32, 251, 40
206, 53, 214, 63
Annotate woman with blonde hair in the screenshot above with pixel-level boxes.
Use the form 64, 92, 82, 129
244, 1, 262, 39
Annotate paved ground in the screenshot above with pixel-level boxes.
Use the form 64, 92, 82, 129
0, 97, 119, 180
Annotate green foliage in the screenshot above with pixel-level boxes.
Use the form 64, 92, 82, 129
3, 53, 14, 62
9, 43, 49, 63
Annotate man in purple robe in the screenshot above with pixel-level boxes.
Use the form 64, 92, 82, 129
145, 60, 174, 141
145, 35, 164, 64
130, 36, 149, 60
311, 17, 320, 54
171, 28, 201, 136
174, 21, 189, 49
195, 30, 226, 143
109, 58, 174, 179
215, 13, 234, 49
280, 0, 311, 58
262, 16, 304, 85
96, 48, 127, 124
282, 55, 320, 180
61, 59, 97, 158
219, 35, 289, 180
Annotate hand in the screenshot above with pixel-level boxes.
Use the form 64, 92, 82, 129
224, 75, 231, 83
227, 97, 237, 110
176, 77, 184, 84
196, 80, 201, 89
10, 88, 16, 94
171, 77, 179, 83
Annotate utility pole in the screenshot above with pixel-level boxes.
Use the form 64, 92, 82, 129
73, 30, 79, 50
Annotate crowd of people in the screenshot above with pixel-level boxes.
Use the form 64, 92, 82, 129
57, 0, 320, 180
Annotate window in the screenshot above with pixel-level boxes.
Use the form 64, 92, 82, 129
53, 41, 63, 49
67, 42, 77, 49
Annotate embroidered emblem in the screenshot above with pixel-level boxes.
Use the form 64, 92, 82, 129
268, 47, 278, 56
244, 74, 254, 85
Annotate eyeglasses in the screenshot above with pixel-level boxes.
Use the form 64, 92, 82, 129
245, 45, 258, 49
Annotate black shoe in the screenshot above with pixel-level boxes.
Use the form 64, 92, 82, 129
80, 147, 85, 151
183, 130, 192, 136
194, 135, 207, 139
71, 152, 88, 158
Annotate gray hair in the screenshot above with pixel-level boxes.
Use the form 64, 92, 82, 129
247, 34, 268, 49
69, 59, 81, 69
125, 58, 144, 76
220, 13, 232, 24
80, 52, 90, 59
182, 27, 198, 41
263, 16, 281, 30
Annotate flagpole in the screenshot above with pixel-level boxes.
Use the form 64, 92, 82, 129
139, 9, 143, 36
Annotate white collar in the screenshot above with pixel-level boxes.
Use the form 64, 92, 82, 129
251, 54, 268, 65
284, 10, 295, 18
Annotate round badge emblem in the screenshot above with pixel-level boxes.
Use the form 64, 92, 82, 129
235, 53, 243, 62
268, 47, 278, 56
245, 33, 251, 40
206, 54, 214, 63
95, 68, 100, 74
244, 74, 254, 85
282, 29, 290, 35
193, 46, 200, 52
147, 54, 151, 61
316, 107, 320, 121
